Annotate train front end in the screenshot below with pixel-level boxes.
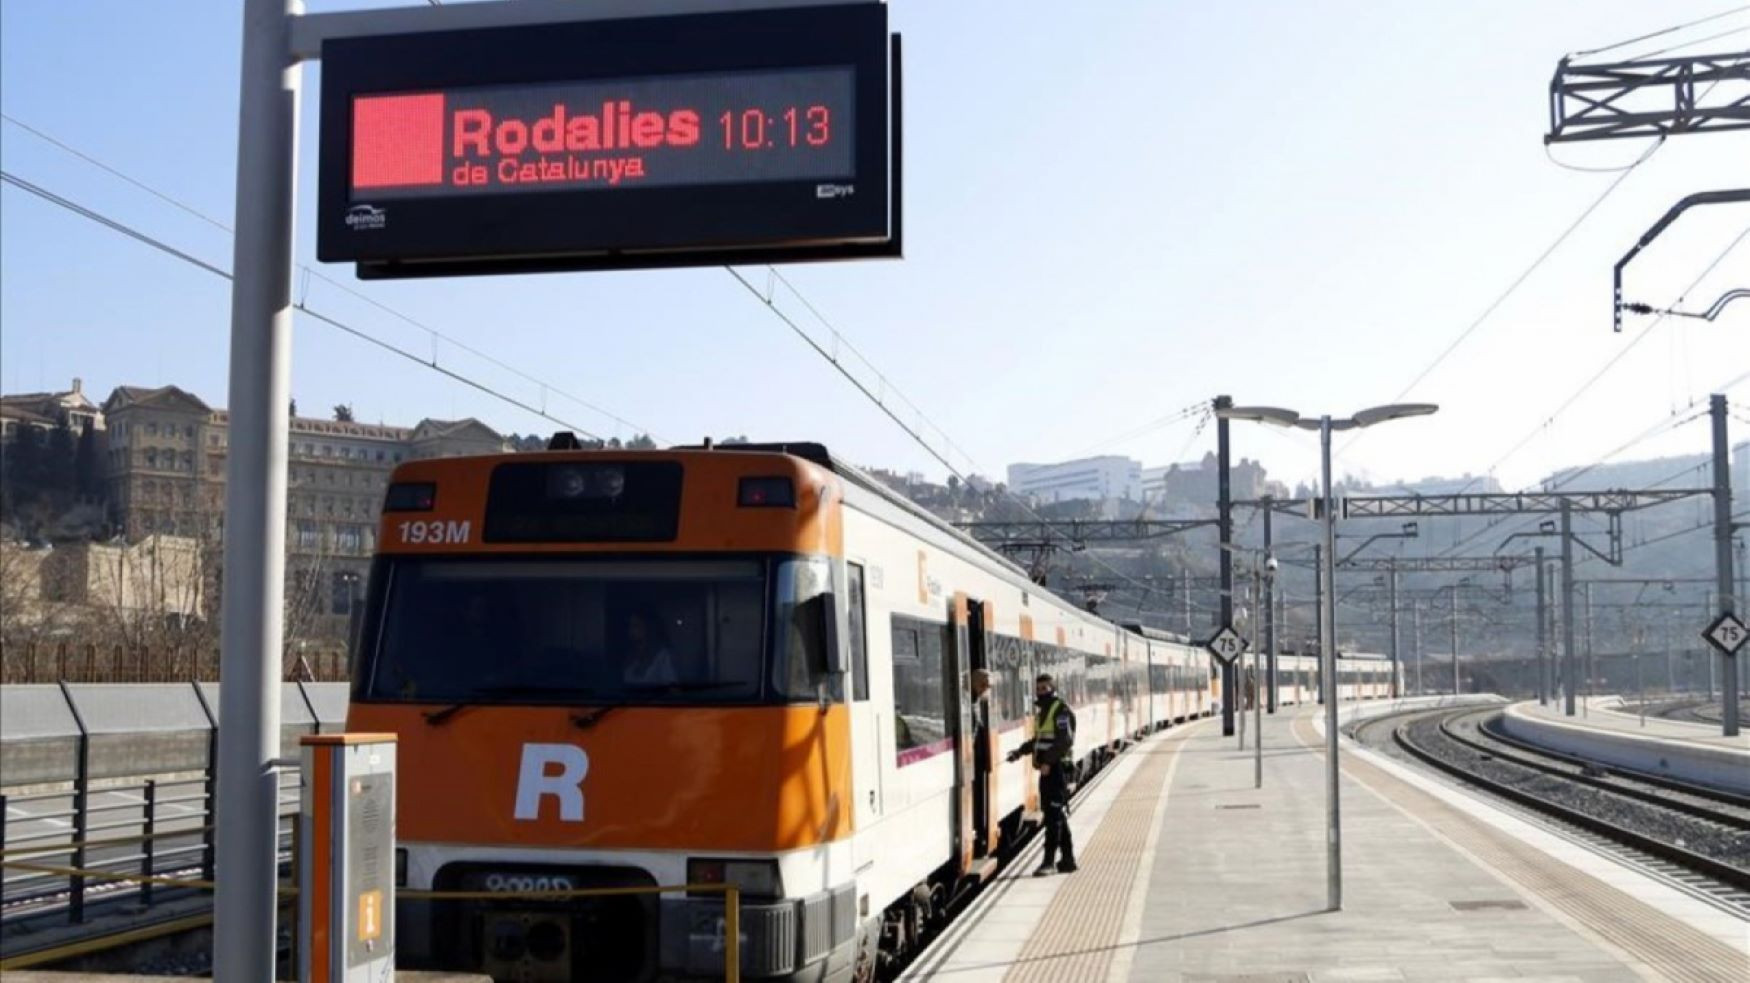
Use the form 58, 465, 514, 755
347, 448, 863, 982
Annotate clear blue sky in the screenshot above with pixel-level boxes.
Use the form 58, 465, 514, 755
3, 1, 1746, 493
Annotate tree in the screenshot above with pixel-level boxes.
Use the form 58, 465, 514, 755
46, 421, 76, 500
74, 420, 101, 501
333, 404, 355, 422
627, 434, 657, 450
0, 540, 84, 679
0, 429, 46, 528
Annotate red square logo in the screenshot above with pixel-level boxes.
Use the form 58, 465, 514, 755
352, 93, 446, 190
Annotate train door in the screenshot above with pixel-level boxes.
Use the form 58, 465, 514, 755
945, 595, 991, 877
846, 562, 882, 830
966, 599, 993, 858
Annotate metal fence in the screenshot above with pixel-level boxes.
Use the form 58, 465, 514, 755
0, 681, 347, 926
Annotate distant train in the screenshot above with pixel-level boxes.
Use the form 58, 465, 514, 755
347, 441, 1397, 982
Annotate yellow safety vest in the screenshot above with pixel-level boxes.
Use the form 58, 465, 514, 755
1037, 699, 1064, 739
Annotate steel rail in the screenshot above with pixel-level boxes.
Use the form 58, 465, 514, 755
1392, 709, 1750, 893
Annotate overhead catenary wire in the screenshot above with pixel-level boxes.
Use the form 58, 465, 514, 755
1544, 140, 1664, 174
1578, 509, 1750, 568
1067, 400, 1210, 460
0, 169, 612, 442
1567, 3, 1750, 60
1617, 23, 1750, 61
1400, 375, 1722, 568
1336, 134, 1666, 467
726, 264, 1199, 616
1400, 213, 1750, 559
761, 266, 987, 474
0, 113, 661, 443
1461, 224, 1750, 491
1424, 400, 1729, 593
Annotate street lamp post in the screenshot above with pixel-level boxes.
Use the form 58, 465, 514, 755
1217, 401, 1438, 913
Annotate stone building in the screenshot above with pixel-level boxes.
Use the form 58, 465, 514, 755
100, 384, 509, 627
0, 378, 104, 444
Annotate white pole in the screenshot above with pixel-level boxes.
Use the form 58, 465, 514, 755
215, 1, 300, 978
1320, 416, 1341, 911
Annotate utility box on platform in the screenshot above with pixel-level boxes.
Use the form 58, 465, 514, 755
299, 733, 397, 983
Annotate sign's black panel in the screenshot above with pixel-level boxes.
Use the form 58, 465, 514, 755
317, 4, 896, 277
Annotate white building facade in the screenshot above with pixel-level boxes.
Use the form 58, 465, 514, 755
1006, 456, 1142, 503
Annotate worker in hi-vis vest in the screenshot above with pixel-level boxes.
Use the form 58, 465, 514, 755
1007, 673, 1078, 875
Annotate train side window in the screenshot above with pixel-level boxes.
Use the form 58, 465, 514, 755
891, 616, 948, 760
848, 563, 869, 701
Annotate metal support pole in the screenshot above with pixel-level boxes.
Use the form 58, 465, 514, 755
1636, 653, 1645, 725
142, 779, 158, 907
1182, 572, 1192, 637
1738, 536, 1747, 632
1665, 611, 1676, 693
1450, 586, 1460, 696
1216, 395, 1235, 736
60, 681, 89, 925
1561, 500, 1578, 716
1254, 565, 1264, 788
1314, 543, 1325, 705
1705, 598, 1717, 700
1264, 498, 1277, 712
215, 1, 300, 977
1387, 559, 1400, 699
1413, 605, 1423, 696
1535, 547, 1547, 704
1711, 394, 1739, 736
1319, 416, 1342, 912
1583, 584, 1594, 717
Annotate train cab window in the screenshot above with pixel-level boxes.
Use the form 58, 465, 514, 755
847, 563, 869, 702
360, 556, 788, 706
773, 557, 844, 703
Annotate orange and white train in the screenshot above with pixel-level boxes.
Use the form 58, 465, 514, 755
347, 441, 1395, 982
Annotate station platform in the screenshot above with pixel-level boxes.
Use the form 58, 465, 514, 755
1566, 696, 1749, 748
1500, 697, 1750, 793
904, 701, 1749, 983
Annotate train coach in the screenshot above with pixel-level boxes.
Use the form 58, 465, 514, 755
346, 439, 1390, 982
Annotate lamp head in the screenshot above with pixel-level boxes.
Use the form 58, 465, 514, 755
1351, 403, 1439, 428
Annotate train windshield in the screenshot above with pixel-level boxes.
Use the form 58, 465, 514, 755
359, 555, 837, 706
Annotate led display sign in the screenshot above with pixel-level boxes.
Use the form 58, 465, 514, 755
317, 4, 897, 278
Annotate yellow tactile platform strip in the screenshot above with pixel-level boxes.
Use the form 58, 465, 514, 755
1001, 732, 1187, 983
1296, 714, 1750, 983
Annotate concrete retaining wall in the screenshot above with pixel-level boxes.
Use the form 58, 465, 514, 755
1499, 701, 1750, 794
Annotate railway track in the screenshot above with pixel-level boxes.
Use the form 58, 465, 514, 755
1355, 706, 1750, 916
1619, 698, 1750, 725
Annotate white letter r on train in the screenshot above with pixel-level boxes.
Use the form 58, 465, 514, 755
514, 743, 590, 822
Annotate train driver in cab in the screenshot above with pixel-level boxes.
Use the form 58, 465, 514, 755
621, 610, 679, 687
1007, 673, 1079, 876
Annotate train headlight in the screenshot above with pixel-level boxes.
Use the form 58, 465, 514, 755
687, 858, 782, 899
545, 463, 626, 500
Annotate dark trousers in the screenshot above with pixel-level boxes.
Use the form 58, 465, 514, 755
1040, 767, 1075, 865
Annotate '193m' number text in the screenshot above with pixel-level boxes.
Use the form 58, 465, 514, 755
397, 519, 471, 545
